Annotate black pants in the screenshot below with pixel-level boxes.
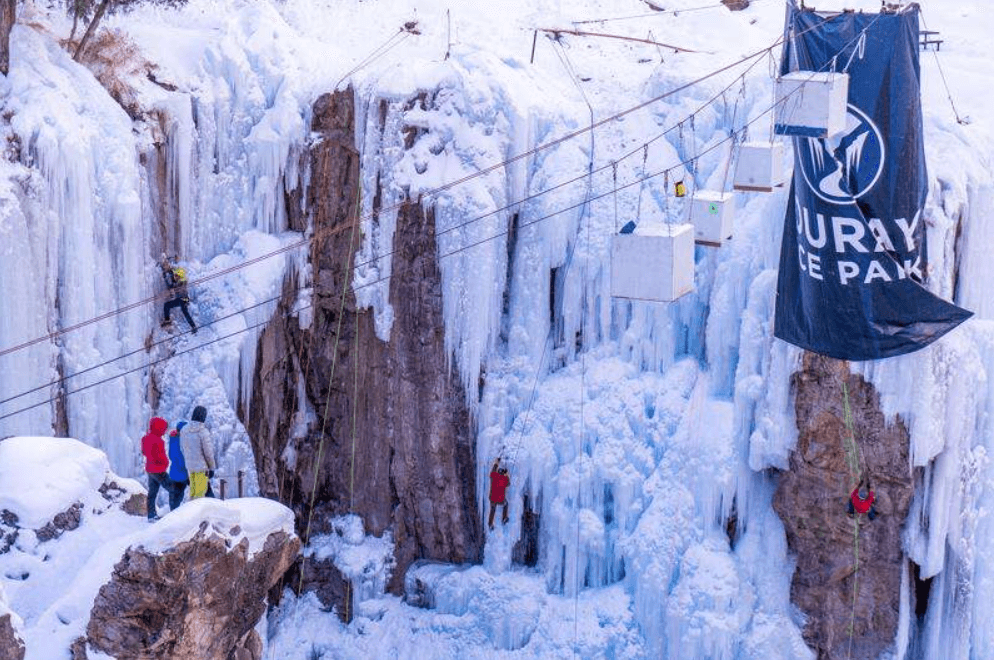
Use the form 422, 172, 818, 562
847, 500, 878, 521
147, 472, 180, 519
169, 480, 188, 510
488, 500, 509, 528
163, 296, 196, 330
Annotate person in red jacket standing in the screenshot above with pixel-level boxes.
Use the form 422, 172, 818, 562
488, 458, 511, 530
142, 417, 176, 521
847, 477, 878, 521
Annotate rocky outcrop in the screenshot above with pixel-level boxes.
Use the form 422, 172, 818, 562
248, 89, 482, 603
0, 580, 23, 660
0, 608, 24, 660
99, 480, 147, 517
86, 524, 299, 660
1, 477, 144, 555
774, 353, 914, 659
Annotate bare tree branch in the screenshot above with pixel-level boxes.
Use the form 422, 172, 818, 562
73, 0, 111, 62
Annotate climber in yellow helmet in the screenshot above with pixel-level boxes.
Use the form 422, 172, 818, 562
160, 255, 197, 334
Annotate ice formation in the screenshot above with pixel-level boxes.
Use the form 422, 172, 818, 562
0, 0, 992, 658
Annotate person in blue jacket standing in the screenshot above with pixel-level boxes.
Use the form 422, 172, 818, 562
168, 421, 190, 509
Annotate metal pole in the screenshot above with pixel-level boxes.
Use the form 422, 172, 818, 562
530, 30, 538, 64
238, 470, 244, 498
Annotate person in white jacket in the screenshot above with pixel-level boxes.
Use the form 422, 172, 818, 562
181, 405, 217, 499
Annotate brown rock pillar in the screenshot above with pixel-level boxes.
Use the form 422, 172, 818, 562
774, 352, 914, 659
0, 0, 14, 76
249, 89, 482, 604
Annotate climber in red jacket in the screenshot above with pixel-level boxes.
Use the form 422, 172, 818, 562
488, 458, 511, 530
141, 416, 177, 522
847, 477, 878, 521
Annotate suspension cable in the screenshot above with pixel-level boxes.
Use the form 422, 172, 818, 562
0, 54, 769, 409
0, 18, 840, 360
1, 14, 874, 426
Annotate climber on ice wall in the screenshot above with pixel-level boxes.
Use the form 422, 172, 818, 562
488, 458, 511, 530
160, 255, 197, 333
848, 477, 878, 521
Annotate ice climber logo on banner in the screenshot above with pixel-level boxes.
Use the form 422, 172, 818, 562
797, 105, 884, 205
773, 1, 972, 361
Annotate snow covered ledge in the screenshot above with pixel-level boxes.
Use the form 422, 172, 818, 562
82, 498, 299, 660
0, 583, 25, 660
0, 437, 299, 659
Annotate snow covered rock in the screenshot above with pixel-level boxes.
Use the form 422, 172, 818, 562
0, 437, 145, 547
403, 562, 544, 651
0, 436, 297, 658
773, 353, 914, 659
0, 583, 25, 660
299, 515, 395, 622
83, 499, 299, 660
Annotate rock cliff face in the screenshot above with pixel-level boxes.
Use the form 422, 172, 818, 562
248, 89, 482, 601
0, 608, 24, 660
774, 353, 914, 659
86, 525, 299, 660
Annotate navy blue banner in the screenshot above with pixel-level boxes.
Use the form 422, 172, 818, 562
773, 2, 971, 361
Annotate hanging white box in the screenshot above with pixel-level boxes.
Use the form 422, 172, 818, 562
774, 71, 849, 138
688, 191, 734, 246
733, 141, 787, 192
610, 223, 694, 302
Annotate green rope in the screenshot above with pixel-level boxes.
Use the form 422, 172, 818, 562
840, 373, 862, 660
847, 514, 860, 660
841, 380, 862, 487
294, 182, 363, 620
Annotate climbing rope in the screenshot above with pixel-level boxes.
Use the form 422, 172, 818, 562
635, 144, 649, 222
847, 512, 860, 660
918, 10, 969, 125
349, 302, 360, 514
332, 23, 416, 91
266, 287, 316, 660
294, 184, 363, 614
550, 39, 594, 654
663, 170, 671, 224
611, 161, 619, 231
839, 367, 864, 660
719, 77, 748, 193
344, 306, 360, 622
840, 379, 863, 486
